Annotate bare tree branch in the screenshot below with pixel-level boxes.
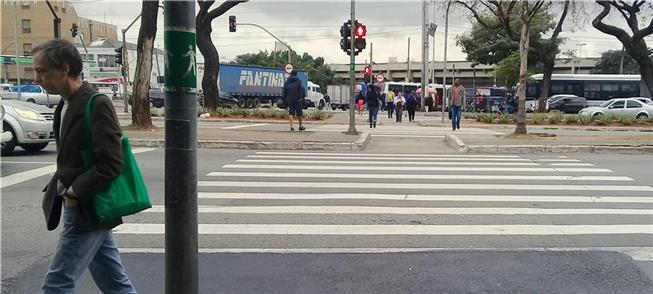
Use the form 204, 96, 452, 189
455, 0, 492, 28
633, 16, 653, 40
593, 1, 631, 43
207, 0, 248, 20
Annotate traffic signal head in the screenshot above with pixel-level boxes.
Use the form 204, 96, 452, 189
340, 21, 351, 38
229, 15, 236, 32
115, 46, 123, 65
363, 66, 371, 77
354, 23, 366, 39
71, 23, 78, 38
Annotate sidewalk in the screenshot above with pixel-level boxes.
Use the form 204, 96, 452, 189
445, 132, 653, 155
124, 127, 370, 151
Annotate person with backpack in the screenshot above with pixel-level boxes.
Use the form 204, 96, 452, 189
406, 90, 418, 122
365, 84, 381, 128
282, 70, 306, 131
386, 90, 395, 118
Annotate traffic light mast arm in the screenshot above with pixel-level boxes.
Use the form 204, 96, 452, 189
236, 22, 292, 56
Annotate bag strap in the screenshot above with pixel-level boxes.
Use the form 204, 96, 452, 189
80, 92, 103, 161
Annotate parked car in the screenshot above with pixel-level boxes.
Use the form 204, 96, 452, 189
633, 97, 653, 105
545, 94, 577, 111
148, 88, 165, 108
579, 98, 653, 119
1, 98, 55, 155
548, 96, 587, 114
218, 91, 239, 108
1, 102, 13, 145
2, 85, 61, 108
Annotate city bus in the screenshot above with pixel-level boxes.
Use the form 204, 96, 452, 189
527, 74, 651, 107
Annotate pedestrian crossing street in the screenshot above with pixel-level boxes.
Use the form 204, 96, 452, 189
116, 152, 653, 260
311, 121, 504, 139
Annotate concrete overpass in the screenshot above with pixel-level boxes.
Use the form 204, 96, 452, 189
328, 57, 600, 87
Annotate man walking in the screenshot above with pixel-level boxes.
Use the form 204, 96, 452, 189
448, 78, 466, 130
36, 39, 137, 293
386, 90, 394, 118
282, 70, 306, 131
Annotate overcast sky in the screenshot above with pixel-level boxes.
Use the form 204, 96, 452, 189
72, 0, 653, 65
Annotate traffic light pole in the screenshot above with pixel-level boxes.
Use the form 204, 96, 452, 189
164, 1, 198, 293
346, 0, 357, 135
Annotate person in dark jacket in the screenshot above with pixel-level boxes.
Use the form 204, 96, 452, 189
35, 39, 137, 293
365, 84, 381, 128
406, 90, 418, 122
282, 70, 306, 131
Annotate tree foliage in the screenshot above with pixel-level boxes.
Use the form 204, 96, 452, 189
494, 52, 521, 87
592, 49, 647, 74
233, 50, 334, 92
455, 12, 554, 67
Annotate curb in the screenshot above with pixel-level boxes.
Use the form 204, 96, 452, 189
452, 136, 652, 155
129, 132, 370, 151
444, 134, 467, 152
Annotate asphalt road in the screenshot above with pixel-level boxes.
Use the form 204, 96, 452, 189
2, 146, 652, 293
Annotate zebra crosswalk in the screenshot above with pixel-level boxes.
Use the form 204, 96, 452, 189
116, 151, 653, 261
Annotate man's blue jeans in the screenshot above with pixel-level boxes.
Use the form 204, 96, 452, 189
368, 105, 379, 123
451, 105, 462, 130
43, 206, 137, 294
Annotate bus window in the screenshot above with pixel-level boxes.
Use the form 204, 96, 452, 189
526, 82, 539, 98
551, 83, 564, 95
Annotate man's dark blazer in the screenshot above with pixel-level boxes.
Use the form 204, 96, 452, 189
42, 82, 123, 231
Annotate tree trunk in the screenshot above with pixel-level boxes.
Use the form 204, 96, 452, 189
538, 53, 555, 113
515, 3, 530, 135
538, 0, 569, 113
628, 39, 653, 95
131, 0, 158, 128
196, 14, 219, 111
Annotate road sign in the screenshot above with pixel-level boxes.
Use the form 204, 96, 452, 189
376, 73, 385, 82
284, 63, 294, 74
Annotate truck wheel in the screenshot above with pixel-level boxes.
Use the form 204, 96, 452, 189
237, 98, 246, 108
331, 105, 337, 111
1, 123, 16, 155
318, 101, 325, 110
253, 98, 261, 108
245, 98, 254, 109
21, 142, 49, 153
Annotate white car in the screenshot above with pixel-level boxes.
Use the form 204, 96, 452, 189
2, 98, 54, 155
579, 98, 653, 119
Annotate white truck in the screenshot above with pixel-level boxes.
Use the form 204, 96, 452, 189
305, 81, 326, 110
326, 84, 366, 111
2, 85, 61, 108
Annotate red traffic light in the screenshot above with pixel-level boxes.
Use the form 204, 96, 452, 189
363, 66, 372, 76
354, 23, 366, 39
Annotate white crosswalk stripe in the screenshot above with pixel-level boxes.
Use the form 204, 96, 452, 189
118, 151, 653, 261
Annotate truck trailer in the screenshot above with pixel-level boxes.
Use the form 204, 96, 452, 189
218, 63, 324, 109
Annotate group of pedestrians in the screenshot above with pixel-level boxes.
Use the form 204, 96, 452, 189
383, 90, 419, 123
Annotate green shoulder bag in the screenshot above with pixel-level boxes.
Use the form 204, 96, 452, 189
81, 93, 151, 223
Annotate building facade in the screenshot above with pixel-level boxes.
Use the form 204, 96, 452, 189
1, 0, 118, 83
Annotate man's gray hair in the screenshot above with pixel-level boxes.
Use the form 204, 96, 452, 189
32, 39, 83, 77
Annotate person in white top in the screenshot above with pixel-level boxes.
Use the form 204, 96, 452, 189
393, 91, 406, 123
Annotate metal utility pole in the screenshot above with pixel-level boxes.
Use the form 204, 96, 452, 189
121, 13, 141, 113
420, 0, 428, 111
164, 1, 198, 293
346, 0, 357, 135
441, 1, 451, 123
12, 2, 21, 99
431, 0, 437, 85
45, 1, 61, 38
369, 42, 373, 84
406, 38, 410, 82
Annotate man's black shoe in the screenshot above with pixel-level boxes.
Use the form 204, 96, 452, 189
298, 126, 306, 131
